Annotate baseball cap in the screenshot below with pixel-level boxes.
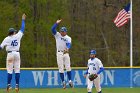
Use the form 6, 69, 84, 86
8, 28, 17, 32
60, 27, 67, 32
90, 50, 96, 55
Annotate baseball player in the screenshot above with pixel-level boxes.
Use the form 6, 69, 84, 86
84, 50, 104, 93
0, 14, 26, 93
51, 19, 73, 89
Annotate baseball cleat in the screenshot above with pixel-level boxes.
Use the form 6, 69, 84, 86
6, 84, 12, 92
69, 81, 74, 88
15, 84, 19, 93
62, 81, 66, 89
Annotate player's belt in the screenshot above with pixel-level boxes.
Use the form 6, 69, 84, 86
7, 51, 19, 53
58, 50, 64, 52
58, 50, 69, 54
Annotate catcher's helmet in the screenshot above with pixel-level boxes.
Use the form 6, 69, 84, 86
90, 50, 96, 55
60, 27, 67, 32
8, 28, 17, 32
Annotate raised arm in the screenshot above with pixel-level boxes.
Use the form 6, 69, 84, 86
20, 14, 26, 33
51, 19, 62, 35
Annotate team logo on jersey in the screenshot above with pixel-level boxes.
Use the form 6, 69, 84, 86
88, 63, 95, 66
61, 38, 67, 41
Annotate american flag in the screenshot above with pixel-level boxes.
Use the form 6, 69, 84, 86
113, 3, 130, 28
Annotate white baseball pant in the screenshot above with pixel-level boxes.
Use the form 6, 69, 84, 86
6, 51, 20, 74
57, 51, 71, 73
87, 75, 101, 92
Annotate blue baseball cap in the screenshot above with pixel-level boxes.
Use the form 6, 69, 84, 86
8, 28, 17, 32
60, 27, 67, 32
90, 50, 96, 55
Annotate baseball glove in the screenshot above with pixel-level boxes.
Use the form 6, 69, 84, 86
64, 50, 69, 54
88, 74, 98, 81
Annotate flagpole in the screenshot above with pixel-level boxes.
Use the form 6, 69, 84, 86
130, 0, 133, 68
130, 0, 133, 88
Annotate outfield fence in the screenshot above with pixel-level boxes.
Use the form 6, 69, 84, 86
0, 67, 140, 88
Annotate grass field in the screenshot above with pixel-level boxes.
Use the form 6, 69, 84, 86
0, 88, 140, 93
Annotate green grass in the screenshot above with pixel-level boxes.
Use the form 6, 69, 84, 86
0, 88, 140, 93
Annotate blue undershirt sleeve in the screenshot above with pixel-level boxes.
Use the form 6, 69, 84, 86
66, 43, 71, 49
84, 68, 89, 75
97, 67, 104, 74
51, 23, 58, 35
20, 19, 25, 33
